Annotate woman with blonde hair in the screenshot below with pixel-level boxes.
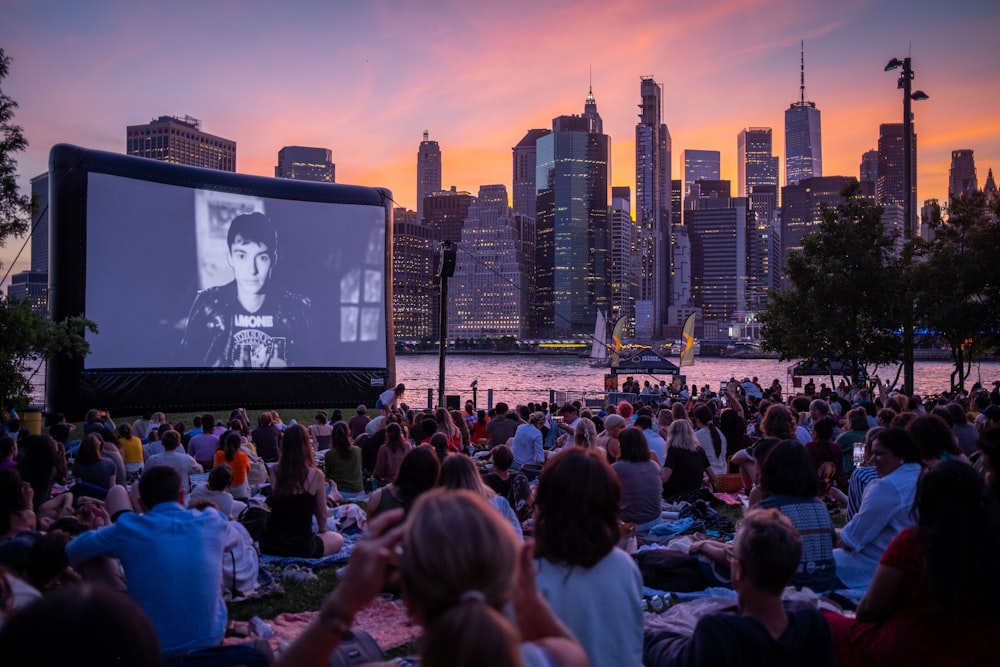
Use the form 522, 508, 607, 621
662, 419, 716, 499
549, 417, 603, 460
434, 407, 462, 453
450, 409, 472, 452
273, 491, 587, 667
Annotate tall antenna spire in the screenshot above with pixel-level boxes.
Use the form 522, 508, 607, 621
800, 40, 805, 105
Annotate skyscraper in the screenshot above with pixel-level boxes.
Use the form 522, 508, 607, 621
392, 208, 434, 340
687, 192, 753, 338
512, 129, 552, 219
681, 150, 721, 201
449, 185, 533, 338
784, 43, 822, 185
416, 131, 441, 223
985, 168, 998, 202
534, 91, 611, 335
948, 149, 978, 201
859, 149, 879, 197
30, 172, 48, 274
275, 146, 335, 182
634, 76, 672, 338
609, 187, 637, 330
738, 128, 779, 198
9, 172, 52, 315
780, 176, 856, 282
423, 186, 475, 244
876, 123, 917, 232
126, 115, 235, 171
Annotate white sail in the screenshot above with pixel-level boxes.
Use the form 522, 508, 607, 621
589, 309, 607, 360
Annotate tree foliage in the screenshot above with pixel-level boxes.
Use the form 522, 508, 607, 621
761, 183, 905, 382
911, 191, 1000, 392
0, 48, 95, 409
0, 49, 31, 245
0, 298, 95, 409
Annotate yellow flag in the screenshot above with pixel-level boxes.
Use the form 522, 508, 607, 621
680, 313, 696, 367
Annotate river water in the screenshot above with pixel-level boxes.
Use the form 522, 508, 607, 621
397, 354, 1000, 409
28, 356, 1000, 410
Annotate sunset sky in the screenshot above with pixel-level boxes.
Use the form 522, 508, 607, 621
2, 0, 999, 284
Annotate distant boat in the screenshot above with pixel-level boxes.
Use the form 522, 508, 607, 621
720, 340, 780, 359
588, 309, 609, 367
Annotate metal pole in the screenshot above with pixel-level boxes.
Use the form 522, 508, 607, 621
438, 274, 448, 408
901, 57, 915, 396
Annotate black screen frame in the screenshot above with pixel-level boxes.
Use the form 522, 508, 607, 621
46, 144, 395, 418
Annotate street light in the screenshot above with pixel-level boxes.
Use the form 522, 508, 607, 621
884, 56, 929, 396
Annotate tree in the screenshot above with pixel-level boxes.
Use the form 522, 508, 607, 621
761, 182, 905, 385
912, 191, 1000, 392
0, 48, 95, 409
0, 49, 30, 244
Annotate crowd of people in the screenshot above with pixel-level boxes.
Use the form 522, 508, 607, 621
2, 375, 1000, 666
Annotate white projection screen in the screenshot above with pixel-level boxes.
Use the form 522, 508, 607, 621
47, 145, 395, 417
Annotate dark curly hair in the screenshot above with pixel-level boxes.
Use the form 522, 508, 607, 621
533, 448, 620, 568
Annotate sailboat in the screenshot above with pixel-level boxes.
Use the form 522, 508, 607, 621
588, 309, 608, 367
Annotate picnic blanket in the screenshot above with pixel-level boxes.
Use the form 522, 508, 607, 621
226, 598, 421, 654
259, 528, 363, 569
257, 503, 369, 568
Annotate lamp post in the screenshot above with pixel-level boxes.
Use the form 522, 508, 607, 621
884, 56, 929, 397
437, 240, 457, 407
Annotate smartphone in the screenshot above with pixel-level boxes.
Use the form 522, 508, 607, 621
853, 443, 865, 467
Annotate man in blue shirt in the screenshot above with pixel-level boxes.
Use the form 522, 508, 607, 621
66, 466, 229, 657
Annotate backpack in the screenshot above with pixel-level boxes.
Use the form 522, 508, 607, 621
223, 521, 260, 600
237, 503, 271, 543
506, 472, 533, 522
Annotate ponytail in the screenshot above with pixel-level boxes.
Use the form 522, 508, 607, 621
422, 600, 522, 667
709, 423, 723, 459
692, 404, 723, 459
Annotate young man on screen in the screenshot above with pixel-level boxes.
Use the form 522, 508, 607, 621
182, 212, 312, 368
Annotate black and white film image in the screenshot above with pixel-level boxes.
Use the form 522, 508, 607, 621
84, 173, 387, 370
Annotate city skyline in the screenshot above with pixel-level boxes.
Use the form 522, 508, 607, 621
3, 0, 999, 283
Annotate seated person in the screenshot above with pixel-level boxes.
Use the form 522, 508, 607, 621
534, 448, 644, 667
612, 427, 664, 534
833, 428, 922, 591
644, 508, 835, 667
755, 440, 837, 593
270, 492, 588, 667
65, 467, 233, 657
662, 420, 716, 500
187, 464, 235, 518
259, 425, 343, 558
72, 434, 117, 495
144, 430, 202, 492
0, 584, 161, 666
824, 460, 1000, 667
482, 444, 532, 523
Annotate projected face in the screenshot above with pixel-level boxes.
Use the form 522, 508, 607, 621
228, 235, 274, 297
